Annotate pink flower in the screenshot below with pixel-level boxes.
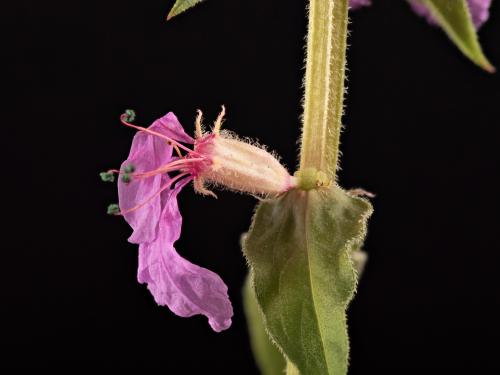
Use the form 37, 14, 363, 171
103, 107, 296, 331
351, 0, 491, 30
409, 0, 491, 29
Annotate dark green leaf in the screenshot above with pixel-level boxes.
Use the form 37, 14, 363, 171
244, 187, 373, 375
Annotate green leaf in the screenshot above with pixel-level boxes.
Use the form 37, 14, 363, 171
243, 274, 287, 375
421, 0, 495, 72
167, 0, 206, 20
243, 187, 373, 375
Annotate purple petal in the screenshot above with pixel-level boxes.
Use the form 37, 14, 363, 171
153, 112, 195, 144
468, 0, 491, 29
409, 0, 491, 30
119, 127, 172, 243
408, 1, 436, 26
118, 112, 193, 244
350, 0, 371, 10
137, 178, 233, 332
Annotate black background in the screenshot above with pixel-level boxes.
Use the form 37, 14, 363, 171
4, 0, 500, 372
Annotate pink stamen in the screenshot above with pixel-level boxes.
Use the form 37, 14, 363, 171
120, 114, 203, 157
106, 158, 205, 180
172, 144, 183, 158
117, 173, 191, 216
132, 158, 205, 179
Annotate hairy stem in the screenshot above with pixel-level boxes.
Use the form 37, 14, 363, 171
286, 360, 300, 375
300, 0, 349, 180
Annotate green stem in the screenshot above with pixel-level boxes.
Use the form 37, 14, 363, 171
299, 0, 349, 181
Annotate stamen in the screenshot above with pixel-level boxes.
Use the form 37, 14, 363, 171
120, 113, 203, 157
172, 143, 183, 158
104, 169, 121, 175
107, 203, 120, 215
130, 157, 205, 180
124, 164, 136, 173
100, 171, 115, 182
121, 174, 132, 184
117, 172, 190, 216
124, 109, 136, 123
100, 158, 204, 184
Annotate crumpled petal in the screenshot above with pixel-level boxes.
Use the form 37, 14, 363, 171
152, 112, 195, 145
350, 0, 371, 10
137, 178, 233, 332
408, 0, 491, 30
466, 0, 491, 29
118, 113, 194, 244
408, 1, 433, 24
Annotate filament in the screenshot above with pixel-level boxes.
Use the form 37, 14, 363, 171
120, 114, 203, 157
117, 173, 191, 216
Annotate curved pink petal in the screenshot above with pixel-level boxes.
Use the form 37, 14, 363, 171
409, 0, 491, 30
118, 112, 194, 244
137, 178, 233, 332
468, 0, 491, 29
153, 112, 195, 144
408, 1, 437, 25
118, 127, 173, 243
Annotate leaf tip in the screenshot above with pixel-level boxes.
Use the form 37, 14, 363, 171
477, 56, 496, 73
484, 63, 496, 74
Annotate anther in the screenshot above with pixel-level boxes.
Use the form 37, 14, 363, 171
124, 164, 136, 173
124, 109, 136, 123
107, 204, 120, 215
100, 171, 115, 183
121, 174, 132, 184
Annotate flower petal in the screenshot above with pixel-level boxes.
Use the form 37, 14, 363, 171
409, 0, 491, 30
153, 112, 195, 144
118, 112, 195, 244
408, 1, 438, 26
467, 0, 491, 29
350, 0, 371, 10
119, 121, 174, 244
137, 178, 233, 332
